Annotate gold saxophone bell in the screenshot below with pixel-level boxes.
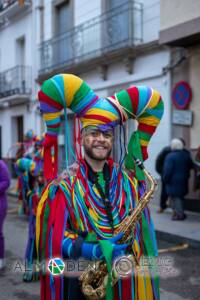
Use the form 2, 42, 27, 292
79, 158, 157, 300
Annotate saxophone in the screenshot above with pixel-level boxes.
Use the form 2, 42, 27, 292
79, 158, 157, 300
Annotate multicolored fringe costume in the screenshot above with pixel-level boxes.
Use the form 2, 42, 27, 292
23, 176, 40, 282
15, 150, 44, 282
14, 132, 44, 214
15, 158, 36, 215
36, 74, 164, 300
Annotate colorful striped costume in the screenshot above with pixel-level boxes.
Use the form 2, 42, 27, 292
15, 136, 44, 215
15, 158, 36, 215
15, 158, 39, 281
15, 149, 44, 282
36, 74, 164, 300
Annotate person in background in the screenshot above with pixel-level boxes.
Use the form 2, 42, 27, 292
0, 159, 10, 269
155, 145, 171, 213
194, 146, 200, 166
193, 146, 200, 191
15, 157, 43, 282
23, 129, 36, 159
163, 138, 194, 220
15, 143, 25, 160
23, 166, 41, 282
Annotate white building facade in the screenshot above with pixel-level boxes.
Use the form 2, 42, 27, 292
159, 0, 200, 207
0, 0, 41, 159
0, 0, 172, 177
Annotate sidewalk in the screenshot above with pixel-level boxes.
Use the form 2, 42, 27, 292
150, 203, 200, 249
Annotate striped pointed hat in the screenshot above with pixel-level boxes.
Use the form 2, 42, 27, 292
15, 157, 36, 175
38, 74, 164, 180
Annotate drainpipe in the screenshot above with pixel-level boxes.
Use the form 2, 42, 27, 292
32, 0, 44, 134
38, 0, 44, 43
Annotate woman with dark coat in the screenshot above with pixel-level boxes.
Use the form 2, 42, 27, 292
163, 139, 194, 220
155, 145, 171, 212
0, 159, 10, 269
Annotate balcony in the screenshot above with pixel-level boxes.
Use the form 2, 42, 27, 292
38, 0, 143, 81
0, 65, 32, 106
0, 0, 32, 26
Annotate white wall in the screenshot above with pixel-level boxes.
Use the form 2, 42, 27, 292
0, 102, 42, 157
141, 0, 160, 43
0, 13, 34, 69
190, 49, 200, 149
160, 0, 200, 30
0, 105, 25, 156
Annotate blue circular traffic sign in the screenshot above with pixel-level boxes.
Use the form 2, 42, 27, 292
172, 81, 192, 109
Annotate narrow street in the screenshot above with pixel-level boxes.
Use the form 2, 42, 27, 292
0, 196, 199, 300
158, 240, 200, 300
0, 196, 39, 299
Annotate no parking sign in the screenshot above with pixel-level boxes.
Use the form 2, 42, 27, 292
172, 81, 192, 109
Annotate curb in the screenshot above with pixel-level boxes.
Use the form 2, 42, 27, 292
156, 230, 200, 249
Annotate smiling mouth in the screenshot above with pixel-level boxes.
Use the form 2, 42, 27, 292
93, 146, 107, 150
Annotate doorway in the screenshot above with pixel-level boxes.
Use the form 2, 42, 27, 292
11, 115, 24, 145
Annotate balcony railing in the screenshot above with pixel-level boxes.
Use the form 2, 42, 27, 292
0, 65, 32, 98
38, 0, 143, 75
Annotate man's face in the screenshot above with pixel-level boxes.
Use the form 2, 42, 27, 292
81, 126, 114, 161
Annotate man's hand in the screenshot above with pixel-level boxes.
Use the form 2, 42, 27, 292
82, 232, 128, 260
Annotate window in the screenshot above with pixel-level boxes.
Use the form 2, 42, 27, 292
11, 115, 24, 144
103, 0, 130, 52
53, 1, 73, 66
16, 36, 25, 66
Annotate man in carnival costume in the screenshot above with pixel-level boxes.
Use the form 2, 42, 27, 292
15, 135, 44, 215
15, 144, 44, 282
36, 74, 164, 300
14, 136, 44, 282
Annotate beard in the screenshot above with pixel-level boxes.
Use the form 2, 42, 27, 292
84, 145, 112, 161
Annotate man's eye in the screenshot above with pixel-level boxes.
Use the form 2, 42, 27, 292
91, 132, 98, 137
104, 133, 113, 139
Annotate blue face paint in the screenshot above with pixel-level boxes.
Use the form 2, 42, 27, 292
82, 125, 114, 138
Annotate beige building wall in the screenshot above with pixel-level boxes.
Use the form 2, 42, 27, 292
190, 48, 200, 149
160, 0, 200, 30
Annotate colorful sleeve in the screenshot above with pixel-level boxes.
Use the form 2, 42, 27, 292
36, 183, 70, 300
36, 182, 103, 263
62, 234, 104, 260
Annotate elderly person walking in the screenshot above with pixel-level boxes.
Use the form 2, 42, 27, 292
0, 159, 10, 269
163, 138, 193, 220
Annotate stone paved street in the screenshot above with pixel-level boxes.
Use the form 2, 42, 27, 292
0, 195, 199, 300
